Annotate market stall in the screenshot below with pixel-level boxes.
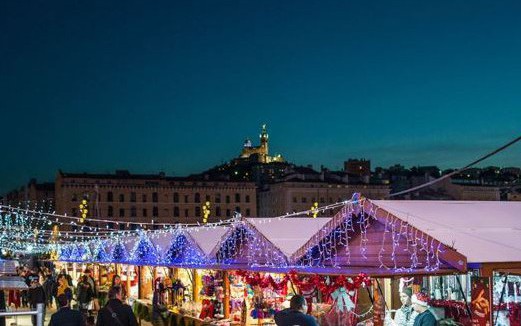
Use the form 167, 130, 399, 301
371, 199, 521, 326
55, 195, 476, 326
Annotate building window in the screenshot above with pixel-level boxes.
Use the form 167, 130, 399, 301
226, 209, 231, 217
119, 194, 124, 202
184, 209, 189, 217
143, 208, 147, 217
152, 192, 158, 203
206, 194, 211, 202
245, 195, 250, 203
130, 206, 137, 217
107, 192, 113, 202
216, 207, 221, 217
293, 197, 297, 203
107, 206, 113, 217
153, 206, 158, 217
226, 195, 230, 204
173, 206, 179, 217
130, 192, 136, 202
235, 206, 241, 213
119, 224, 125, 230
320, 197, 325, 203
184, 195, 189, 203
246, 209, 251, 216
215, 193, 221, 203
72, 194, 77, 202
173, 192, 179, 203
235, 193, 241, 203
195, 207, 201, 217
195, 193, 201, 203
142, 194, 147, 202
119, 209, 125, 217
301, 197, 307, 203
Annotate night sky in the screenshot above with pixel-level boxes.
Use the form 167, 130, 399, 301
1, 0, 521, 194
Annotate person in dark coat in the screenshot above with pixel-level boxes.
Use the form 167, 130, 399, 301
274, 294, 318, 326
48, 294, 85, 326
77, 275, 95, 315
411, 292, 437, 326
28, 277, 46, 326
43, 274, 56, 308
96, 286, 138, 326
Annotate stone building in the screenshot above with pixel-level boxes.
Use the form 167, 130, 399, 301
258, 180, 390, 217
55, 170, 257, 229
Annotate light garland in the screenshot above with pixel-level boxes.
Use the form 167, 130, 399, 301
2, 194, 450, 276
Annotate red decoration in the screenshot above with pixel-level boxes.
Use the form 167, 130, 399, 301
235, 270, 289, 291
494, 302, 521, 326
430, 300, 521, 326
288, 270, 370, 301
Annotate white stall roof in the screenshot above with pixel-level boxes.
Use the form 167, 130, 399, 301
150, 232, 175, 252
0, 276, 28, 290
186, 226, 229, 256
246, 217, 332, 257
0, 260, 18, 275
372, 200, 521, 264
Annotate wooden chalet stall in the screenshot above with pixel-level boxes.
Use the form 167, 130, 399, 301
55, 195, 473, 325
371, 200, 521, 325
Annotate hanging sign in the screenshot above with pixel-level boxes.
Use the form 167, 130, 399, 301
471, 277, 491, 326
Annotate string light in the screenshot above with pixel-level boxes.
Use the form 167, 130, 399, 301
309, 202, 319, 218
2, 194, 447, 275
78, 197, 88, 223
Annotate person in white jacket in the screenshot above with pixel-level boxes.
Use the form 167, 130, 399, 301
392, 288, 418, 326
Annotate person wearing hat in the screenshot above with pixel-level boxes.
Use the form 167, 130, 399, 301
411, 292, 436, 326
392, 287, 418, 326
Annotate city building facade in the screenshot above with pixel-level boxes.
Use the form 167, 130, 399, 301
55, 170, 257, 228
258, 181, 390, 217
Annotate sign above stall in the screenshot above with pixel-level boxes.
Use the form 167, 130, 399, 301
471, 277, 491, 326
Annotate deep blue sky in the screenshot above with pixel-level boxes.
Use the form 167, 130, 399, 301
1, 0, 521, 194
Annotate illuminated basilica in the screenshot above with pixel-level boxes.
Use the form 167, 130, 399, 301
239, 125, 285, 163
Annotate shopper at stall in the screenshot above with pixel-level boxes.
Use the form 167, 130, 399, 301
77, 275, 95, 316
274, 294, 318, 326
411, 292, 436, 326
28, 276, 46, 326
48, 294, 85, 326
96, 286, 138, 326
111, 275, 127, 301
43, 273, 56, 308
58, 269, 74, 286
393, 287, 418, 326
55, 274, 73, 303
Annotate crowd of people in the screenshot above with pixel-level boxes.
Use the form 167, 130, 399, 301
272, 289, 437, 326
5, 265, 137, 326
6, 265, 438, 326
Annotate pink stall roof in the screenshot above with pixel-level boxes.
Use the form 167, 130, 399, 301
372, 200, 521, 264
290, 200, 468, 275
245, 217, 332, 257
